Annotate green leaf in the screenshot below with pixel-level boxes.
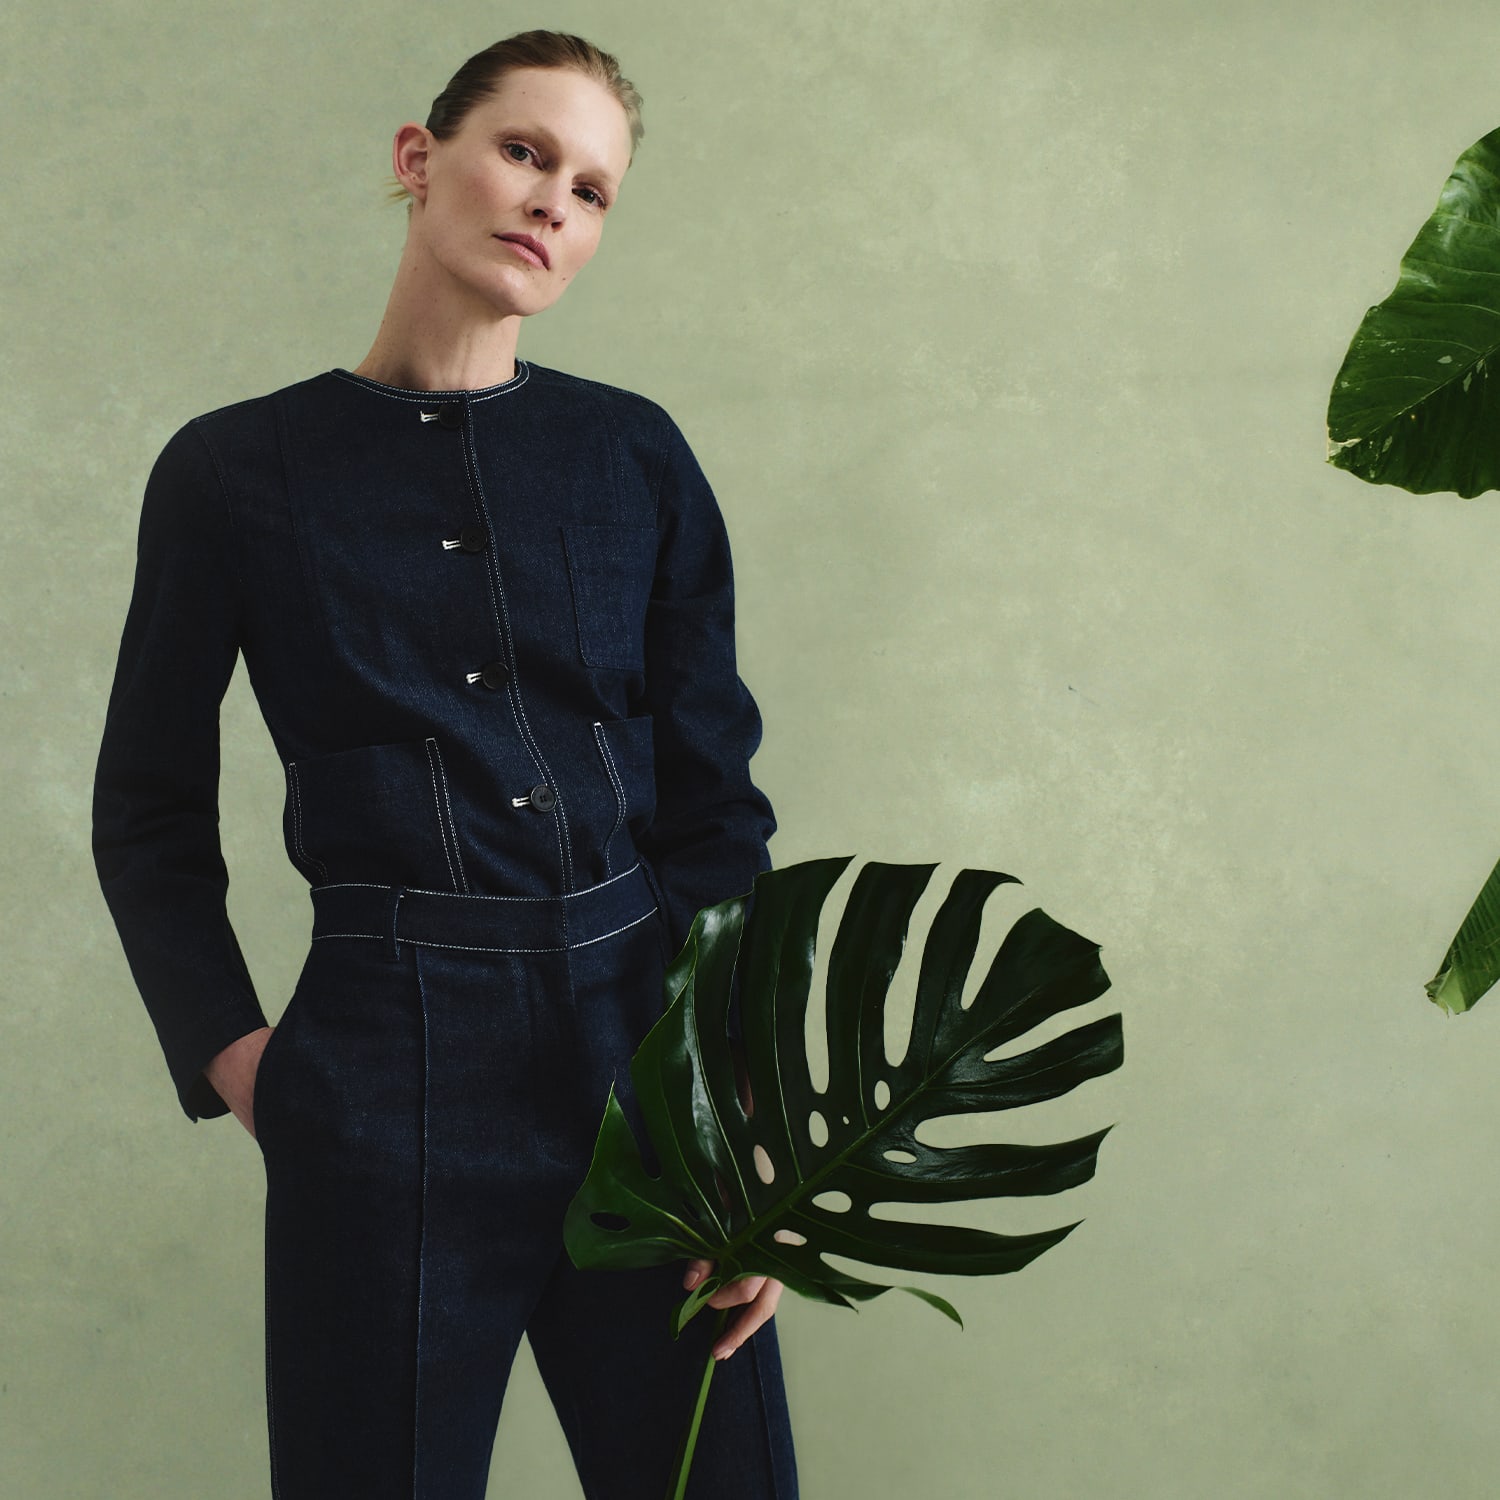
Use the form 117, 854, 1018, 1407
563, 857, 1120, 1332
1426, 850, 1500, 1012
1327, 127, 1500, 496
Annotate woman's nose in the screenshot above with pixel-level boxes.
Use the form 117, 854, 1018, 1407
528, 184, 567, 225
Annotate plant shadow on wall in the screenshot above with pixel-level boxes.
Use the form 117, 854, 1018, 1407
1328, 128, 1500, 1014
563, 855, 1122, 1498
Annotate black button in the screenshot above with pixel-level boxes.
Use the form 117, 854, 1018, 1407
459, 524, 488, 553
528, 783, 557, 813
479, 660, 509, 690
437, 403, 464, 430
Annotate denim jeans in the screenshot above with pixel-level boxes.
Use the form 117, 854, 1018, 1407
256, 864, 797, 1498
91, 361, 793, 1496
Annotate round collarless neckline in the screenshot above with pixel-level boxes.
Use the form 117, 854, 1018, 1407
329, 361, 531, 399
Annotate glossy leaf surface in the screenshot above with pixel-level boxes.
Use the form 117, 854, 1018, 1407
564, 856, 1120, 1333
1327, 128, 1500, 496
1425, 850, 1500, 1013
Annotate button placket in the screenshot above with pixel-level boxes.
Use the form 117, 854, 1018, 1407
430, 395, 570, 863
439, 418, 503, 692
464, 661, 510, 690
418, 401, 466, 428
510, 784, 556, 813
443, 524, 490, 553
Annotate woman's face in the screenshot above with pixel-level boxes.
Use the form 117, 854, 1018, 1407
400, 66, 633, 320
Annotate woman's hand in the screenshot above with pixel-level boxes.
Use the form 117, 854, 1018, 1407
682, 1259, 785, 1360
203, 1026, 275, 1139
682, 1031, 782, 1360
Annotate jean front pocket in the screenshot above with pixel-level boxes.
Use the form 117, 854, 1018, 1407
561, 522, 657, 670
251, 1003, 297, 1152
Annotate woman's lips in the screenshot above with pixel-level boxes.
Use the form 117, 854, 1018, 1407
496, 235, 548, 269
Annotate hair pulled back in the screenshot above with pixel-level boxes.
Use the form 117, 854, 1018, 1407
384, 30, 643, 210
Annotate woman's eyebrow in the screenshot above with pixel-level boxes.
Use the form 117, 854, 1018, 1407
494, 121, 620, 192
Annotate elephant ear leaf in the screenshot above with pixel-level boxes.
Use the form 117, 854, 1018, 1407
563, 857, 1121, 1334
1425, 850, 1500, 1013
1327, 127, 1500, 497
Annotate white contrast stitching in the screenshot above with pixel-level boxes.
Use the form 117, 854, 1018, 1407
406, 862, 641, 902
427, 739, 469, 894
410, 945, 432, 1498
327, 362, 531, 402
310, 906, 656, 953
423, 741, 459, 894
592, 720, 627, 876
459, 424, 573, 887
308, 863, 641, 902
286, 763, 328, 881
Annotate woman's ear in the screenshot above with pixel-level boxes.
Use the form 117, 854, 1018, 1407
391, 123, 433, 206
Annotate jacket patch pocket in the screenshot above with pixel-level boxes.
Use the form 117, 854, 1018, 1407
592, 714, 657, 873
282, 737, 467, 892
562, 523, 657, 670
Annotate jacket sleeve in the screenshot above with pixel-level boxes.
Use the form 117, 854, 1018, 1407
634, 412, 777, 1040
91, 419, 268, 1123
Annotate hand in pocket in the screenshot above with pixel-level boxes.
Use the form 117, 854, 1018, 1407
203, 1026, 275, 1139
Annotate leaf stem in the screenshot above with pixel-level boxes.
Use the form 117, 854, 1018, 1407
664, 1306, 730, 1500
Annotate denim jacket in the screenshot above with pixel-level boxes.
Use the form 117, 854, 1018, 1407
91, 361, 777, 1122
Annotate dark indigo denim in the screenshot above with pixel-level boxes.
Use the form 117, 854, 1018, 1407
91, 362, 794, 1499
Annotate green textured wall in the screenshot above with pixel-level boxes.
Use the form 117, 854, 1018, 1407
8, 1, 1500, 1495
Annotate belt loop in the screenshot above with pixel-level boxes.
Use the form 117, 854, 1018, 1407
382, 885, 405, 964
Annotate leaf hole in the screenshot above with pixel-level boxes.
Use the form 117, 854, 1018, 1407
773, 1228, 808, 1246
883, 1148, 917, 1163
589, 1211, 632, 1233
807, 1110, 828, 1146
812, 1190, 853, 1213
753, 1143, 776, 1184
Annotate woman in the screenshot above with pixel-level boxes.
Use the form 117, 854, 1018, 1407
91, 30, 798, 1500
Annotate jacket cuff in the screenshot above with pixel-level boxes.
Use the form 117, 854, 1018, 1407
162, 999, 271, 1122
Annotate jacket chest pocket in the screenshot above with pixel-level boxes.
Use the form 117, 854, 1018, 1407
283, 737, 468, 891
561, 522, 657, 671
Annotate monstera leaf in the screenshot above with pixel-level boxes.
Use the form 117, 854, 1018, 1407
1327, 127, 1500, 496
566, 850, 1118, 1321
565, 857, 1118, 1323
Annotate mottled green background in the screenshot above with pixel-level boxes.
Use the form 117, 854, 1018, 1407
8, 1, 1500, 1495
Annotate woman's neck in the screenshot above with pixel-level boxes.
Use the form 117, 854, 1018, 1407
352, 243, 525, 393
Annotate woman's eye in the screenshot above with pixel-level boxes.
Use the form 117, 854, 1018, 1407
503, 142, 534, 164
576, 187, 607, 209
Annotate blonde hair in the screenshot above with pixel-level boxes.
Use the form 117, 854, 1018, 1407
383, 30, 643, 212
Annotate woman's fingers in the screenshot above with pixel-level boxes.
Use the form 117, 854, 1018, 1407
679, 1262, 785, 1358
710, 1276, 784, 1360
705, 1273, 764, 1309
683, 1262, 761, 1305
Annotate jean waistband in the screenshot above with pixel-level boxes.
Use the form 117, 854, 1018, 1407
308, 860, 659, 960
